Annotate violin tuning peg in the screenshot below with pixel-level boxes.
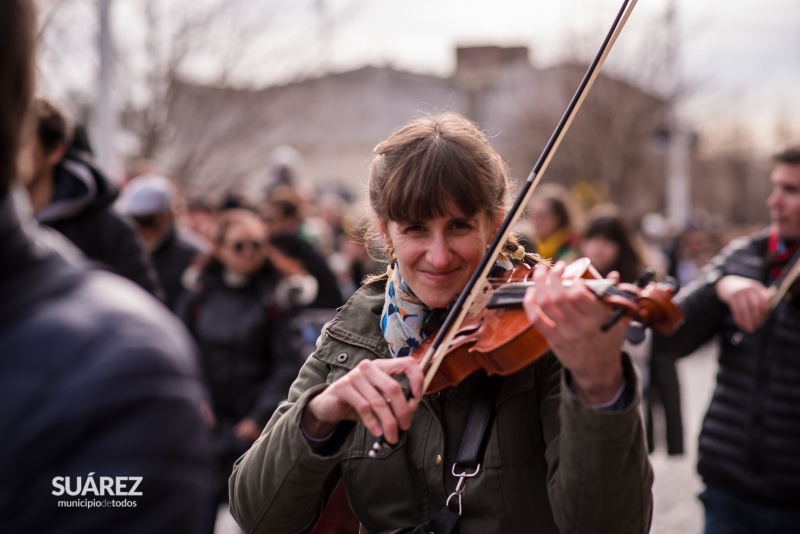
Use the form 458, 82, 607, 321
662, 276, 680, 294
634, 269, 655, 288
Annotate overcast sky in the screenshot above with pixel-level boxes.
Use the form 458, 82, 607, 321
316, 0, 800, 147
40, 0, 800, 150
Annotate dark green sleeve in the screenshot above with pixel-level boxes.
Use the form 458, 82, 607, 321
228, 354, 354, 534
542, 354, 653, 534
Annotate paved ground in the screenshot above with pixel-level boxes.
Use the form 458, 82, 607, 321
650, 341, 718, 534
216, 343, 721, 534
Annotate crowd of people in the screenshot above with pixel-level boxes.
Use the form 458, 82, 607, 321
2, 3, 800, 533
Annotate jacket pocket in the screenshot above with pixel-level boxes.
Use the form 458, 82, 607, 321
340, 424, 416, 532
343, 422, 409, 460
312, 337, 375, 384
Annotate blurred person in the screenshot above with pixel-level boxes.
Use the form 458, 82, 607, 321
580, 205, 647, 284
580, 206, 684, 455
219, 187, 250, 211
0, 2, 213, 532
666, 213, 719, 288
261, 191, 344, 309
652, 146, 800, 532
329, 219, 385, 300
24, 98, 163, 297
117, 174, 204, 311
229, 113, 652, 534
176, 209, 309, 521
186, 195, 219, 244
520, 183, 580, 262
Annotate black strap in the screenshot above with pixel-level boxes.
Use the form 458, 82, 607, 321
455, 375, 502, 469
377, 374, 502, 534
378, 505, 460, 534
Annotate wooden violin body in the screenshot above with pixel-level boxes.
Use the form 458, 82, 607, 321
418, 258, 684, 394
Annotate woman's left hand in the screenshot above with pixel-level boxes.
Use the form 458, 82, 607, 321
523, 261, 627, 405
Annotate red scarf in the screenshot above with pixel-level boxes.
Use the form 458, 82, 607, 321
766, 230, 799, 284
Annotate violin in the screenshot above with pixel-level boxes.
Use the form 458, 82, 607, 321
368, 256, 682, 456
417, 257, 684, 394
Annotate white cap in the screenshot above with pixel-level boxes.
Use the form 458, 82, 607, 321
116, 174, 175, 217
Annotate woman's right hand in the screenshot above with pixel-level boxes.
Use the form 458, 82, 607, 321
301, 357, 424, 445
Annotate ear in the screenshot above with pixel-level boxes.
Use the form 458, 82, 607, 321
492, 210, 506, 234
379, 223, 392, 248
47, 143, 66, 168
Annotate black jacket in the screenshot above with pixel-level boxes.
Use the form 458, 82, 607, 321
0, 191, 213, 532
151, 227, 202, 310
177, 261, 301, 497
653, 230, 800, 505
36, 150, 163, 298
178, 262, 301, 429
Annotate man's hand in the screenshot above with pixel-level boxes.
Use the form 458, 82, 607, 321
715, 275, 771, 333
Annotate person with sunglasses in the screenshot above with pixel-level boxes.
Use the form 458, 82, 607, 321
176, 208, 315, 528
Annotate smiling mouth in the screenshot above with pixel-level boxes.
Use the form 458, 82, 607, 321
421, 269, 459, 279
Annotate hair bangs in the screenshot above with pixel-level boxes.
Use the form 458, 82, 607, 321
382, 133, 495, 223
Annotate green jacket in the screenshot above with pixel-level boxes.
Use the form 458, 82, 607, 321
229, 278, 653, 534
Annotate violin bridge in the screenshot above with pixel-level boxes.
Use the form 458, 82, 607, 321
467, 280, 494, 318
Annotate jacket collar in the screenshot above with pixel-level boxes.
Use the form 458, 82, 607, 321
325, 277, 392, 359
36, 153, 118, 224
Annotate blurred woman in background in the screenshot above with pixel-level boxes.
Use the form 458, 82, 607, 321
177, 208, 311, 528
580, 205, 684, 456
521, 183, 580, 262
580, 205, 646, 283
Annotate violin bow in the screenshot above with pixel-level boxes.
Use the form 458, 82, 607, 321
419, 0, 639, 393
769, 244, 800, 308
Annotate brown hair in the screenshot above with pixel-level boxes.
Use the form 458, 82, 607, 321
773, 146, 800, 166
581, 205, 646, 284
528, 183, 580, 232
214, 208, 265, 245
0, 0, 37, 194
366, 112, 520, 261
33, 97, 71, 154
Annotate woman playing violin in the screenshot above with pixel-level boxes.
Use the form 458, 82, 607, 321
229, 112, 653, 534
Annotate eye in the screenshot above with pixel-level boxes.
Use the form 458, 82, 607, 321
403, 224, 426, 234
451, 219, 474, 231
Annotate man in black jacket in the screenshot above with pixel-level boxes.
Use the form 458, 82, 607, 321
25, 98, 163, 298
117, 174, 205, 311
653, 146, 800, 533
0, 3, 214, 532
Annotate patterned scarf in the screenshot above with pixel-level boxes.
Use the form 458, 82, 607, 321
380, 263, 430, 357
379, 254, 517, 357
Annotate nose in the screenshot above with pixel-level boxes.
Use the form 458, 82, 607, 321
767, 189, 780, 210
426, 233, 452, 269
